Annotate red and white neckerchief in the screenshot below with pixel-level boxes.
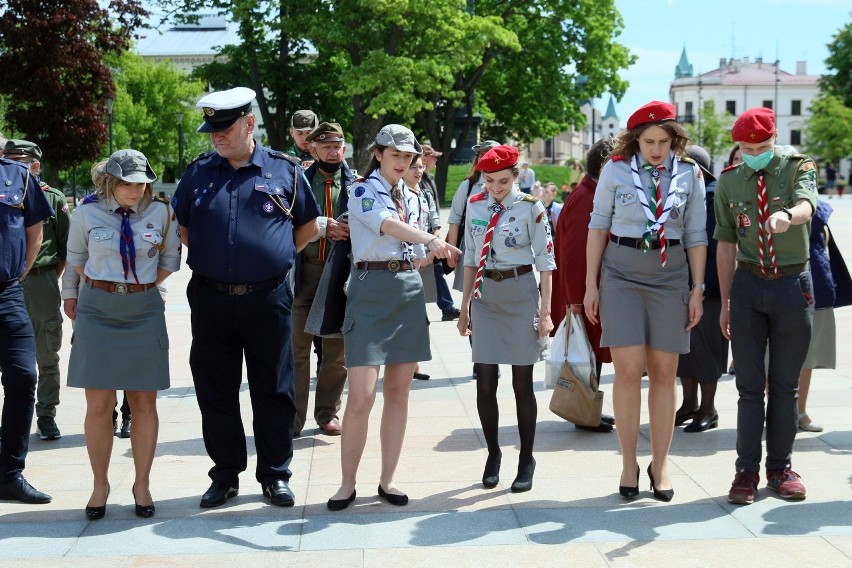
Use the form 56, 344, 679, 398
472, 202, 504, 299
630, 152, 679, 267
756, 171, 778, 278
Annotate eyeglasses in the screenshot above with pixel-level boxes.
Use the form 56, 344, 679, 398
409, 165, 426, 171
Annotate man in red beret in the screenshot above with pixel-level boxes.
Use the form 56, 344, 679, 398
714, 106, 817, 505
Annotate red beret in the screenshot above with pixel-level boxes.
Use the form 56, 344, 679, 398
731, 107, 775, 142
475, 145, 519, 173
627, 100, 676, 130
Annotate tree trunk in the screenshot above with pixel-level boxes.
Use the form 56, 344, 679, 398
350, 96, 382, 174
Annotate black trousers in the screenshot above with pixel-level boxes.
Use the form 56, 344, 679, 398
187, 275, 296, 486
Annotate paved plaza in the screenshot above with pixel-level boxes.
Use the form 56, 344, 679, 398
2, 199, 852, 567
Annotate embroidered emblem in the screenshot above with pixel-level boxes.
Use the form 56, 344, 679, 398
354, 186, 365, 197
147, 223, 154, 229
204, 107, 215, 116
147, 247, 157, 258
362, 198, 374, 212
263, 201, 274, 213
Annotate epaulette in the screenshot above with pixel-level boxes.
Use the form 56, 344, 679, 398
187, 150, 215, 168
269, 150, 302, 166
720, 163, 740, 174
153, 194, 169, 205
81, 194, 99, 205
469, 190, 488, 203
519, 193, 539, 203
611, 155, 626, 162
679, 155, 696, 165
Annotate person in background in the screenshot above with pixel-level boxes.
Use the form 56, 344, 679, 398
4, 140, 70, 441
675, 145, 729, 433
585, 101, 707, 502
518, 161, 536, 194
725, 145, 743, 376
824, 163, 837, 198
541, 182, 562, 233
716, 107, 816, 505
457, 145, 555, 493
288, 109, 319, 168
551, 137, 615, 433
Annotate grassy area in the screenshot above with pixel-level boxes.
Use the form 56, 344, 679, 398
443, 163, 579, 206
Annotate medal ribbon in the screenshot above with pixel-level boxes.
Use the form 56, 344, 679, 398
318, 177, 333, 261
114, 207, 139, 283
630, 153, 679, 267
472, 202, 504, 299
756, 171, 778, 278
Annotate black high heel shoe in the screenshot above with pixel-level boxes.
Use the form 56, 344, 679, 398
85, 484, 110, 520
482, 451, 502, 489
132, 484, 156, 518
510, 458, 536, 493
619, 465, 640, 498
675, 407, 699, 427
647, 463, 674, 502
684, 411, 719, 433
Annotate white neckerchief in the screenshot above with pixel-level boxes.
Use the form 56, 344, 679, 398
629, 151, 679, 232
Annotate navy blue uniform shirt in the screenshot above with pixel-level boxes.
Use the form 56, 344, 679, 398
0, 158, 54, 281
173, 144, 321, 283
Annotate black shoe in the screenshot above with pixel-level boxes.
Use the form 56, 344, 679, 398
132, 484, 155, 518
36, 417, 61, 440
413, 372, 430, 380
327, 490, 356, 511
601, 414, 615, 426
510, 458, 536, 493
482, 451, 502, 489
85, 484, 110, 520
119, 417, 131, 439
200, 482, 238, 508
0, 474, 52, 504
441, 308, 461, 321
619, 465, 640, 498
648, 463, 674, 502
575, 421, 613, 433
377, 484, 409, 506
263, 479, 295, 507
674, 407, 699, 427
684, 411, 719, 433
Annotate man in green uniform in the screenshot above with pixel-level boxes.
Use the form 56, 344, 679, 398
715, 107, 816, 505
4, 140, 70, 440
288, 109, 318, 167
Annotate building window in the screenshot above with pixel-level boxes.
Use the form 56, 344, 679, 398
790, 129, 801, 146
684, 101, 694, 123
544, 138, 553, 158
762, 100, 773, 110
726, 100, 736, 115
791, 100, 802, 116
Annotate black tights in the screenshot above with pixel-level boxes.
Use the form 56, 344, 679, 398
476, 363, 537, 464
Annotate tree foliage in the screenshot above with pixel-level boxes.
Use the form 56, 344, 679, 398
804, 93, 852, 165
821, 20, 852, 107
0, 0, 147, 184
683, 102, 735, 172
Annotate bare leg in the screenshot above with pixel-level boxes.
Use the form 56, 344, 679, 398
126, 390, 158, 506
646, 348, 678, 491
378, 362, 416, 494
329, 365, 378, 501
611, 346, 645, 488
84, 389, 117, 507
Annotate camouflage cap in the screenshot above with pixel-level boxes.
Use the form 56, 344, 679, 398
3, 139, 42, 161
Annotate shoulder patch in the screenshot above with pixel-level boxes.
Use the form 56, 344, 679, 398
721, 164, 740, 174
802, 161, 816, 172
611, 155, 626, 162
469, 191, 488, 203
269, 150, 302, 166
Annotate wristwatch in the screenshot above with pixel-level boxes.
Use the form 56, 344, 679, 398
781, 207, 793, 221
691, 282, 706, 292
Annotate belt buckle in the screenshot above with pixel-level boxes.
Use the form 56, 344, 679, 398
387, 260, 400, 272
230, 284, 248, 295
492, 270, 504, 282
114, 283, 128, 295
765, 272, 775, 281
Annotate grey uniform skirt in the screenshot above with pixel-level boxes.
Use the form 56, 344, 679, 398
342, 267, 431, 367
470, 270, 547, 365
600, 241, 690, 354
803, 308, 836, 369
68, 283, 170, 391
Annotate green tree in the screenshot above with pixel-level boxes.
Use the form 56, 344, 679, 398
804, 93, 852, 165
683, 103, 735, 172
822, 20, 852, 107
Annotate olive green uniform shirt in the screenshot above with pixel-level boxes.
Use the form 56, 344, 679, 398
714, 149, 816, 266
302, 169, 342, 259
32, 182, 71, 269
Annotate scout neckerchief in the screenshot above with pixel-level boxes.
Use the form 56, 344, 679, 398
630, 152, 679, 267
114, 207, 140, 283
318, 176, 334, 261
472, 201, 504, 299
756, 170, 778, 278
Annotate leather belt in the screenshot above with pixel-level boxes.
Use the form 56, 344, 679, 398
483, 265, 533, 282
90, 280, 156, 295
199, 275, 283, 296
354, 260, 414, 272
610, 234, 680, 250
302, 256, 325, 266
737, 261, 808, 280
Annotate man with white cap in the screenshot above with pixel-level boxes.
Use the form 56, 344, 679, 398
172, 87, 320, 509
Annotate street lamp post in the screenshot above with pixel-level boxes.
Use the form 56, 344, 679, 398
176, 111, 184, 180
105, 97, 115, 155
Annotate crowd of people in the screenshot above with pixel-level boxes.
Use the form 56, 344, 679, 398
0, 88, 844, 518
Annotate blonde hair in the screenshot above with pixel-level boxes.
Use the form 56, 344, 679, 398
90, 160, 153, 210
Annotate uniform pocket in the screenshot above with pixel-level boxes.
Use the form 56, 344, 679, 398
341, 317, 355, 335
90, 228, 115, 242
794, 272, 814, 309
158, 333, 170, 370
44, 315, 63, 352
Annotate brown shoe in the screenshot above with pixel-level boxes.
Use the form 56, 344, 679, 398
319, 418, 342, 436
728, 470, 760, 505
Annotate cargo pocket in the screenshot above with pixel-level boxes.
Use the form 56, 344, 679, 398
44, 315, 63, 352
158, 333, 170, 370
341, 317, 355, 336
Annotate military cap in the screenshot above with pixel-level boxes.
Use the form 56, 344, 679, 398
103, 149, 157, 183
367, 124, 422, 154
472, 140, 500, 153
475, 145, 519, 173
3, 139, 42, 161
195, 87, 256, 133
291, 110, 318, 131
731, 107, 775, 143
627, 100, 676, 130
686, 145, 716, 183
306, 122, 345, 143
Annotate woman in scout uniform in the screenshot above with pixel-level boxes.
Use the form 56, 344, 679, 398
326, 125, 460, 511
457, 145, 555, 493
66, 150, 181, 520
584, 101, 707, 501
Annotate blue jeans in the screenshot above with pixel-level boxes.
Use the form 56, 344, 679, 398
433, 263, 455, 313
0, 281, 37, 480
730, 269, 813, 472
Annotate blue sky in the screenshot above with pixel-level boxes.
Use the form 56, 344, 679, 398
608, 0, 851, 120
